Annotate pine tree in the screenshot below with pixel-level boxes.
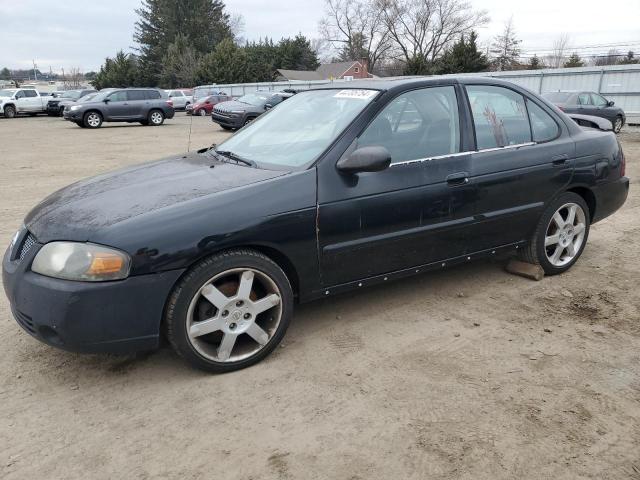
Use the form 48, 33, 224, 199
528, 55, 541, 70
134, 0, 232, 86
564, 53, 584, 68
91, 51, 140, 90
490, 18, 521, 71
277, 34, 320, 71
160, 34, 200, 88
437, 32, 489, 74
197, 38, 249, 84
0, 67, 11, 80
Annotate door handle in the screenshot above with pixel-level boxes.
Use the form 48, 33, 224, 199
446, 172, 470, 186
551, 154, 569, 166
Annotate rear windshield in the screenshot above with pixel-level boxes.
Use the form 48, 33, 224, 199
543, 92, 573, 102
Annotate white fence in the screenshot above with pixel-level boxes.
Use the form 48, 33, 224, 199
204, 64, 640, 124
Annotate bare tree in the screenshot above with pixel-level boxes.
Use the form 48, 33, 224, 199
230, 13, 246, 45
319, 0, 393, 72
63, 67, 84, 89
547, 34, 570, 68
377, 0, 488, 67
490, 17, 521, 71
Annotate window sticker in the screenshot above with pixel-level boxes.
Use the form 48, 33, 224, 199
333, 89, 378, 100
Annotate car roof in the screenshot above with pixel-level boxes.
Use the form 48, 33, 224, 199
307, 76, 524, 94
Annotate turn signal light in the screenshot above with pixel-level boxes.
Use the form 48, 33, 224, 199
87, 253, 126, 275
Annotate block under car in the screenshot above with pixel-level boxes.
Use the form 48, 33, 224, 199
3, 77, 629, 372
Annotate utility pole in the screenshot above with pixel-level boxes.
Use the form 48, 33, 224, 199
32, 60, 38, 81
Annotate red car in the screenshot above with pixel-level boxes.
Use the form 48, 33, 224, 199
187, 94, 232, 116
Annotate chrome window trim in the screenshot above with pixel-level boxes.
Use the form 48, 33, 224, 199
390, 142, 537, 167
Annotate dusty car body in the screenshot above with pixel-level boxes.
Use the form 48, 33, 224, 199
3, 77, 629, 372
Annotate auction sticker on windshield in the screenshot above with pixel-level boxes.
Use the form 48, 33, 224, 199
333, 89, 378, 100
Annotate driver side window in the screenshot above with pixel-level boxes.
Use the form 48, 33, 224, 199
108, 91, 127, 102
358, 86, 460, 164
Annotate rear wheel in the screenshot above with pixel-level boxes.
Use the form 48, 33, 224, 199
613, 116, 623, 133
83, 111, 102, 128
4, 105, 16, 118
148, 109, 165, 126
520, 192, 590, 275
165, 249, 293, 373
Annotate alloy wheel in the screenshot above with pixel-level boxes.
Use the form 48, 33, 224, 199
544, 202, 587, 267
198, 109, 206, 116
186, 268, 282, 362
87, 113, 101, 127
150, 111, 163, 125
614, 118, 623, 133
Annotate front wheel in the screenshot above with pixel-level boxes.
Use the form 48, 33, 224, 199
613, 116, 623, 134
83, 111, 103, 128
165, 249, 294, 373
197, 109, 206, 117
4, 105, 16, 118
520, 192, 590, 275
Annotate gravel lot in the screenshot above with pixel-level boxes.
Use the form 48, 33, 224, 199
1, 114, 639, 479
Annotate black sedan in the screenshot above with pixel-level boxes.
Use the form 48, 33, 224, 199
3, 78, 629, 372
211, 91, 293, 130
543, 91, 626, 133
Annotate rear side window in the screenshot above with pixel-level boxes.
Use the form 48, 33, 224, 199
527, 100, 559, 143
150, 90, 164, 99
126, 90, 146, 101
467, 85, 531, 149
577, 93, 591, 105
358, 86, 460, 163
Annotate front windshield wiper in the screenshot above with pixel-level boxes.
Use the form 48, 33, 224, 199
214, 150, 257, 168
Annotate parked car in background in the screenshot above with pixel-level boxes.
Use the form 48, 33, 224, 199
188, 93, 232, 116
3, 78, 628, 372
211, 91, 293, 129
165, 89, 193, 110
0, 88, 51, 117
47, 89, 97, 116
543, 91, 626, 133
63, 88, 174, 128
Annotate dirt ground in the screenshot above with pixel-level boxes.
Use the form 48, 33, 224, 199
0, 114, 638, 479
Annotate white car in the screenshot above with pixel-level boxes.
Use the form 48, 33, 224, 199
0, 88, 49, 118
165, 89, 193, 111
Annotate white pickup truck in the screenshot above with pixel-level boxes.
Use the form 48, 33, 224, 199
0, 88, 49, 118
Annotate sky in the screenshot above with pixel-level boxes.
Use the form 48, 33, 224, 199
0, 0, 639, 73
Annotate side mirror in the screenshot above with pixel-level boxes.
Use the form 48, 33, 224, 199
336, 146, 391, 174
607, 100, 615, 107
103, 98, 110, 103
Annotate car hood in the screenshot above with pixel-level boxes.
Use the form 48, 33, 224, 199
25, 150, 286, 243
213, 100, 261, 113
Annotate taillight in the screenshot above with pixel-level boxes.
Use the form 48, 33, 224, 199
620, 144, 626, 177
166, 99, 173, 107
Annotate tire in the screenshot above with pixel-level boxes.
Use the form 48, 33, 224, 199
165, 249, 294, 373
244, 117, 254, 126
197, 109, 206, 117
83, 111, 102, 128
58, 107, 65, 117
520, 192, 590, 275
613, 116, 623, 134
148, 109, 164, 126
4, 105, 16, 118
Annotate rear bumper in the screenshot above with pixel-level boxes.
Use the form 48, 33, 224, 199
592, 176, 629, 223
3, 240, 184, 354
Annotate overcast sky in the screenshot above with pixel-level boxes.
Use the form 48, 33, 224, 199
1, 0, 639, 72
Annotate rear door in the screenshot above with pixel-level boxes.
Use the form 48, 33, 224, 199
318, 85, 477, 286
464, 84, 574, 250
125, 90, 148, 119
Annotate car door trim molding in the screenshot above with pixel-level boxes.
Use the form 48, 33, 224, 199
390, 142, 537, 167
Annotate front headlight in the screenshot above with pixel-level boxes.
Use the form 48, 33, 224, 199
230, 110, 244, 115
69, 105, 81, 111
32, 242, 131, 281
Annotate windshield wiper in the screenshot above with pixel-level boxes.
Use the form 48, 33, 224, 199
214, 150, 257, 168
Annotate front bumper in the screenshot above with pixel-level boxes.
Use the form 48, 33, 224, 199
3, 235, 184, 354
63, 109, 81, 121
211, 112, 244, 128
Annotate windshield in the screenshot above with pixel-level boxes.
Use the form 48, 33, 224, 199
0, 89, 16, 97
237, 93, 272, 107
216, 89, 379, 169
78, 93, 97, 102
61, 90, 81, 99
543, 92, 572, 102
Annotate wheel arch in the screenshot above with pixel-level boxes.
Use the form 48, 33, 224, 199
566, 186, 596, 221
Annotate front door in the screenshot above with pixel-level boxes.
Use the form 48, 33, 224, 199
104, 90, 130, 119
464, 84, 574, 249
318, 85, 476, 286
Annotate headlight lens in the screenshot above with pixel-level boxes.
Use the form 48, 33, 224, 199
230, 110, 244, 114
32, 242, 131, 281
69, 105, 81, 111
